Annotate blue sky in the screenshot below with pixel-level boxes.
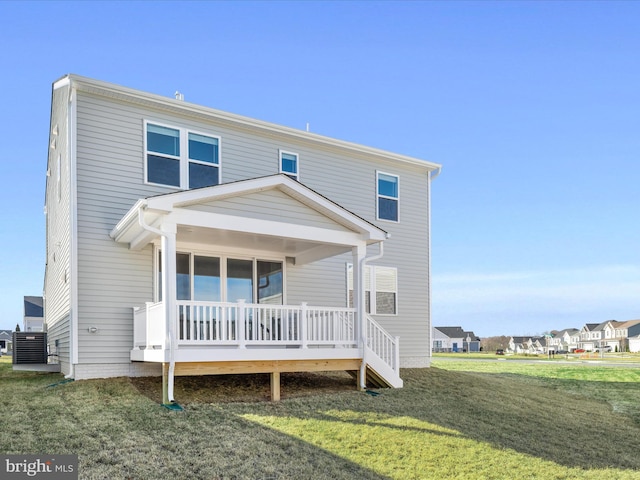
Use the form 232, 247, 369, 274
0, 1, 638, 336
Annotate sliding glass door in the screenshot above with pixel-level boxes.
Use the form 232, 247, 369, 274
158, 251, 282, 304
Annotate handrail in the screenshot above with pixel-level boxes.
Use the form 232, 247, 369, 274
366, 314, 400, 374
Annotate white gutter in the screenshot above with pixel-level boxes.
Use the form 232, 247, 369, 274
358, 242, 385, 390
137, 207, 176, 403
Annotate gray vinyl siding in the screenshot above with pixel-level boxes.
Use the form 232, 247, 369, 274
185, 189, 347, 231
75, 92, 154, 364
44, 84, 72, 367
70, 87, 432, 366
47, 314, 71, 376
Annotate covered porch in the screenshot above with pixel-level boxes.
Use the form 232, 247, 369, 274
111, 175, 402, 402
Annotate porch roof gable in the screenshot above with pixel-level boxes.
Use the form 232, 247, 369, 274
110, 175, 387, 263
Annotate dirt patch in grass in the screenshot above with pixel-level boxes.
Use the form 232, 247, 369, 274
130, 370, 357, 404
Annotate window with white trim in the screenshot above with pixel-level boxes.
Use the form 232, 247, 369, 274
145, 122, 220, 189
279, 150, 299, 180
157, 250, 282, 304
376, 171, 399, 222
347, 264, 397, 315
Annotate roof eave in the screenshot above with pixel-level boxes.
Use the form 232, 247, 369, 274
62, 74, 441, 172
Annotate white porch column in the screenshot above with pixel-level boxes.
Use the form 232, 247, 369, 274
161, 223, 177, 404
352, 243, 367, 390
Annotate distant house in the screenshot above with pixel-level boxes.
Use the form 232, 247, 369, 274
0, 330, 12, 354
24, 296, 44, 332
507, 336, 545, 354
547, 328, 580, 352
578, 323, 600, 351
628, 324, 640, 352
432, 326, 480, 353
611, 320, 640, 352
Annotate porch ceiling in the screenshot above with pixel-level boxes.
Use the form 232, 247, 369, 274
177, 224, 352, 262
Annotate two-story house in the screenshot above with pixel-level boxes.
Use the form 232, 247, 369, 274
578, 323, 600, 351
560, 328, 580, 352
43, 75, 441, 402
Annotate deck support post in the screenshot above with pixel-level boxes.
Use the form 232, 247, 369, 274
162, 363, 169, 404
270, 371, 281, 401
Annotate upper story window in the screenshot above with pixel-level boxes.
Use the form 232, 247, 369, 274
377, 171, 399, 222
279, 150, 299, 180
145, 122, 220, 189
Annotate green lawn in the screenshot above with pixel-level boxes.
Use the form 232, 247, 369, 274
2, 356, 640, 479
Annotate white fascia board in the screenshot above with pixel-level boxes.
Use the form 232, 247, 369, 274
279, 180, 386, 239
109, 199, 148, 241
148, 175, 386, 242
53, 76, 71, 90
63, 75, 441, 172
167, 209, 368, 247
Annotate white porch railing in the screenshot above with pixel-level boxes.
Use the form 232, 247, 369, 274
133, 301, 357, 350
133, 302, 165, 349
366, 314, 400, 376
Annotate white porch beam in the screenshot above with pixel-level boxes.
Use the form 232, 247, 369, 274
166, 209, 371, 246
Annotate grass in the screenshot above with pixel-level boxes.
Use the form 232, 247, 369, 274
2, 356, 640, 479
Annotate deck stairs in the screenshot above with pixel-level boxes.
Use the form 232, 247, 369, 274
348, 314, 403, 389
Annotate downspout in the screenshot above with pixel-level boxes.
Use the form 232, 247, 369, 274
67, 83, 79, 380
137, 207, 176, 403
359, 241, 385, 390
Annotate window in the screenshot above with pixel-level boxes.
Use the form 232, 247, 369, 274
279, 150, 298, 180
157, 250, 282, 304
377, 171, 399, 222
146, 122, 220, 189
347, 264, 397, 315
194, 256, 221, 301
227, 259, 254, 303
147, 124, 180, 187
257, 261, 283, 305
189, 133, 219, 188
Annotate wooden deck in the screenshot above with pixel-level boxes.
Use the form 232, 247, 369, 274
162, 358, 363, 402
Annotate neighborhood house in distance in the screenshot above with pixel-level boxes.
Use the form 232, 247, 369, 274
42, 74, 441, 401
514, 319, 640, 354
432, 326, 480, 352
432, 319, 640, 355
